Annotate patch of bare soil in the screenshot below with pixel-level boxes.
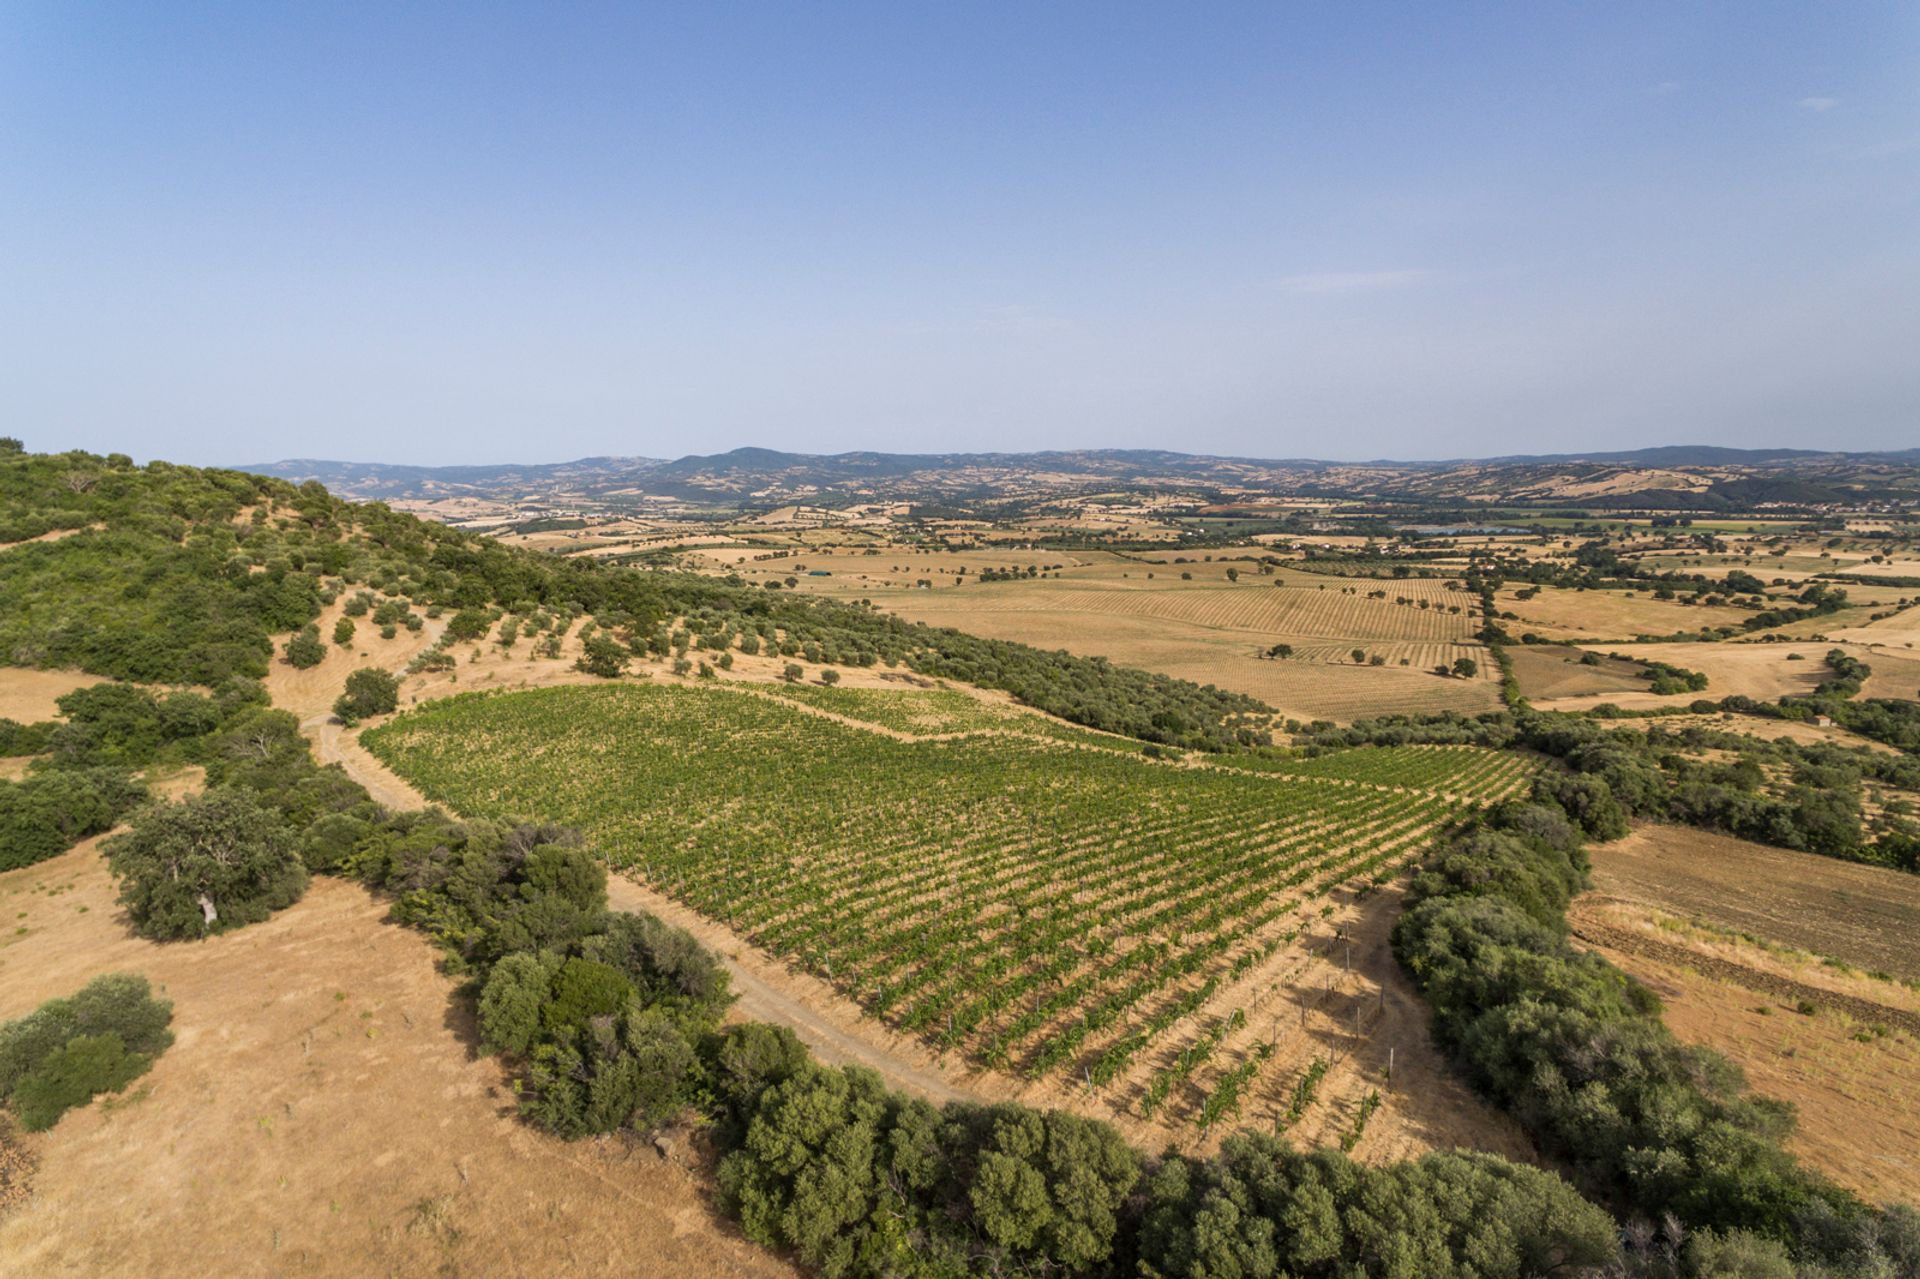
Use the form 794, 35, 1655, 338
1570, 897, 1920, 1207
0, 669, 110, 724
0, 843, 794, 1279
1589, 825, 1920, 983
0, 524, 102, 553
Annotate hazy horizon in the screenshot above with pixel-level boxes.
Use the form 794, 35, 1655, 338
4, 3, 1917, 466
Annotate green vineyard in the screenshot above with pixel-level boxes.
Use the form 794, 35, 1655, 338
365, 684, 1513, 1105
1210, 743, 1541, 800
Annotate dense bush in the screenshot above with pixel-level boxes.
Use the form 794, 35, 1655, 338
283, 625, 325, 669
0, 716, 54, 756
106, 788, 309, 939
705, 1032, 1619, 1279
0, 973, 173, 1131
346, 815, 730, 1137
46, 682, 220, 767
0, 767, 147, 870
333, 667, 398, 724
717, 1062, 1144, 1277
1320, 709, 1919, 871
12, 1034, 149, 1131
1135, 1135, 1618, 1279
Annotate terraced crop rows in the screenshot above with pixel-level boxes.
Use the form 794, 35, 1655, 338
366, 684, 1485, 1124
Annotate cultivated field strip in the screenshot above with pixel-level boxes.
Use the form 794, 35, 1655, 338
946, 580, 1477, 642
1209, 745, 1542, 803
366, 683, 1483, 1118
1275, 640, 1491, 676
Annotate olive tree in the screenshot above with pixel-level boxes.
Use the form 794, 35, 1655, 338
105, 788, 307, 939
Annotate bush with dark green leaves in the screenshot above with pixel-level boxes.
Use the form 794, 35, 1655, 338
351, 818, 608, 969
332, 666, 398, 725
709, 1046, 1621, 1279
45, 682, 219, 768
1135, 1135, 1618, 1279
350, 816, 729, 1138
12, 1034, 150, 1132
105, 787, 308, 939
0, 716, 54, 756
574, 632, 629, 678
0, 973, 173, 1132
0, 767, 147, 870
283, 625, 325, 669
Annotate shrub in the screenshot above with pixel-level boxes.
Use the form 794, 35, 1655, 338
0, 768, 147, 871
332, 616, 356, 646
105, 788, 308, 939
0, 717, 54, 756
0, 974, 173, 1131
284, 625, 325, 669
333, 667, 398, 724
575, 633, 628, 678
478, 951, 564, 1055
11, 1034, 149, 1131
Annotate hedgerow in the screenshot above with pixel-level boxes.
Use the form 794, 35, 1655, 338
1393, 779, 1920, 1271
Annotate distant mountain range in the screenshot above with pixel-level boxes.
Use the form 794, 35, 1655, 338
239, 445, 1920, 511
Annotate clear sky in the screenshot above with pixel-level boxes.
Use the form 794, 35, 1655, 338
3, 3, 1915, 465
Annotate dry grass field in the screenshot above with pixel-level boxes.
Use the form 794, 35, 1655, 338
1506, 646, 1649, 701
1587, 825, 1920, 982
1494, 585, 1753, 641
1571, 897, 1920, 1207
0, 843, 792, 1279
0, 668, 111, 724
869, 565, 1496, 723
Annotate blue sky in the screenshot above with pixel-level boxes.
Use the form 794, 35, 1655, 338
2, 3, 1915, 464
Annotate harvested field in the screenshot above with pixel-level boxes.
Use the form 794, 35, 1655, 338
1506, 645, 1647, 700
876, 574, 1496, 723
0, 842, 793, 1279
1572, 897, 1920, 1207
890, 574, 1477, 643
1495, 585, 1752, 641
1589, 825, 1920, 982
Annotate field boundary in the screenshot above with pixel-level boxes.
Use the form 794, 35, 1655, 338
1573, 918, 1920, 1038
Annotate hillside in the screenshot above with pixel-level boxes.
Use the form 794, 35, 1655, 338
240, 445, 1920, 513
4, 444, 1918, 1279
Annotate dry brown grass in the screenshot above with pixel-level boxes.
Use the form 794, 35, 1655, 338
1588, 825, 1920, 982
1506, 646, 1647, 700
0, 669, 111, 724
862, 566, 1494, 724
0, 843, 794, 1279
1572, 897, 1920, 1207
1496, 585, 1752, 642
